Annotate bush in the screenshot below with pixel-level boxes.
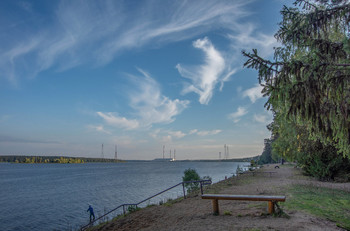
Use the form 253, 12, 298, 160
201, 175, 212, 182
236, 165, 243, 175
296, 141, 350, 181
182, 168, 200, 193
127, 205, 139, 213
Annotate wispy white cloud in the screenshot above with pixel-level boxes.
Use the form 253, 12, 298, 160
188, 129, 222, 136
98, 69, 189, 130
253, 114, 268, 123
168, 131, 187, 139
176, 37, 226, 104
219, 68, 238, 91
227, 22, 279, 58
242, 84, 263, 103
0, 0, 252, 85
150, 128, 222, 141
96, 112, 140, 130
87, 124, 112, 135
128, 69, 190, 126
197, 129, 222, 136
228, 107, 248, 123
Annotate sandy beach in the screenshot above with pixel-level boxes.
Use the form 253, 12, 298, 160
89, 165, 350, 231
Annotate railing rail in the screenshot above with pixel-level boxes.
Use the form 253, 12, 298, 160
80, 179, 211, 230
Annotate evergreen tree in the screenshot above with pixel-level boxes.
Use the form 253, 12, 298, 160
259, 138, 276, 164
243, 0, 350, 157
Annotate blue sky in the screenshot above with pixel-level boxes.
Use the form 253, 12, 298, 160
0, 0, 293, 160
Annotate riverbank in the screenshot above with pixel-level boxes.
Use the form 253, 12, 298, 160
88, 164, 350, 231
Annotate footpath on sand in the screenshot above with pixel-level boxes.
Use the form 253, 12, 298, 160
90, 165, 350, 231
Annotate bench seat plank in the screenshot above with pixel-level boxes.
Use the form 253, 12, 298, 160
202, 194, 286, 202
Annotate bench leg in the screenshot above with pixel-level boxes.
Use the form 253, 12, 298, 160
268, 201, 275, 214
212, 199, 219, 215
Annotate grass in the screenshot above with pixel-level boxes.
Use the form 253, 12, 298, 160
284, 185, 350, 230
204, 175, 258, 194
224, 210, 232, 216
246, 202, 266, 209
163, 197, 184, 207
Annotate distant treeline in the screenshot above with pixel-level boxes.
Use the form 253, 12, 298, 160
0, 155, 123, 164
177, 156, 259, 162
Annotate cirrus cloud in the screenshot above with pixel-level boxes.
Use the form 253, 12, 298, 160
0, 0, 252, 85
242, 84, 263, 103
97, 69, 189, 130
176, 37, 226, 105
228, 106, 248, 123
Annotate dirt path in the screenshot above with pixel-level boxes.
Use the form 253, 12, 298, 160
91, 165, 350, 231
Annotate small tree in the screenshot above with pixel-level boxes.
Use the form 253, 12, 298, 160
235, 165, 243, 175
182, 168, 200, 193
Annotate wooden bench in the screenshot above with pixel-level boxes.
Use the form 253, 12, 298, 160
202, 194, 286, 214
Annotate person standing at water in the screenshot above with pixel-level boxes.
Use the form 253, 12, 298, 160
87, 205, 95, 222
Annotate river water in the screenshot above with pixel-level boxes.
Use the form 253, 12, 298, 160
0, 161, 248, 231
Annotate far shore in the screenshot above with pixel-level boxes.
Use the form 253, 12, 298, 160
0, 154, 257, 164
86, 164, 350, 231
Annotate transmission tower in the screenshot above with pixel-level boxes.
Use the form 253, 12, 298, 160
115, 145, 117, 161
224, 144, 227, 159
227, 145, 229, 159
101, 143, 104, 159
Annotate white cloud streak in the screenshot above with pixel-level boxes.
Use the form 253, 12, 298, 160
149, 128, 222, 142
96, 112, 140, 130
227, 22, 279, 58
197, 130, 222, 136
176, 37, 226, 104
0, 0, 252, 85
168, 131, 187, 139
253, 114, 268, 123
87, 124, 112, 135
228, 107, 248, 123
98, 69, 189, 130
242, 84, 263, 103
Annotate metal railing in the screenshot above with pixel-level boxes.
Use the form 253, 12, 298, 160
80, 179, 212, 230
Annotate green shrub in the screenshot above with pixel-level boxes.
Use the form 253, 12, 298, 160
127, 205, 140, 213
182, 168, 200, 193
296, 141, 350, 181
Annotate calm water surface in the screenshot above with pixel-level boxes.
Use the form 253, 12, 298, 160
0, 161, 248, 231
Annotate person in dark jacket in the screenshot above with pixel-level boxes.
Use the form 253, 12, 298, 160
87, 205, 95, 222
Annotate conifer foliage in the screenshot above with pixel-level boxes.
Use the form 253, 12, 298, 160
243, 0, 350, 157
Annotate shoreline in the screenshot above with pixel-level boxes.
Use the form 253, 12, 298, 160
87, 164, 350, 231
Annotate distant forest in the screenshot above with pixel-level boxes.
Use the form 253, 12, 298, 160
0, 155, 122, 164
176, 156, 260, 162
0, 155, 258, 164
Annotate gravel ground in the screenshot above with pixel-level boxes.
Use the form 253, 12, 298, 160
89, 164, 350, 231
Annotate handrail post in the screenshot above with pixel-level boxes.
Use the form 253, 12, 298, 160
182, 182, 186, 199
200, 182, 203, 195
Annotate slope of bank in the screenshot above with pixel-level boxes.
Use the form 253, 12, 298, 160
88, 165, 350, 231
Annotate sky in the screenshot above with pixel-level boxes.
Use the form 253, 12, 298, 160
0, 0, 294, 160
